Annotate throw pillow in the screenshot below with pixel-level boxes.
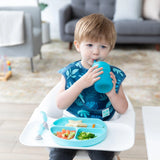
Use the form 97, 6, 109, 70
143, 0, 160, 21
113, 0, 142, 21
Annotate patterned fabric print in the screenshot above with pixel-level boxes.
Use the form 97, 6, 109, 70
58, 60, 126, 121
111, 66, 126, 93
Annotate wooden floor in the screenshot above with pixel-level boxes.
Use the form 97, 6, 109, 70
0, 103, 147, 160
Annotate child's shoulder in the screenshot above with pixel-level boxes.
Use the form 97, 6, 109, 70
66, 60, 81, 69
58, 60, 81, 74
110, 65, 126, 78
110, 65, 126, 92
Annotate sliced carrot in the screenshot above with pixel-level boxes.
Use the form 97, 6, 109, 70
66, 130, 70, 135
57, 131, 62, 138
54, 129, 76, 140
62, 129, 66, 134
92, 124, 95, 128
63, 136, 68, 139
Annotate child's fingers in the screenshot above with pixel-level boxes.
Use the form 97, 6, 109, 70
94, 70, 103, 77
88, 65, 98, 72
110, 72, 116, 84
94, 67, 103, 73
92, 76, 101, 83
110, 72, 115, 79
89, 66, 103, 73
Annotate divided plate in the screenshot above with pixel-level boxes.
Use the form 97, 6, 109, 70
50, 117, 107, 147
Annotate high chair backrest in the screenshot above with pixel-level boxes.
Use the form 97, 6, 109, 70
39, 82, 63, 118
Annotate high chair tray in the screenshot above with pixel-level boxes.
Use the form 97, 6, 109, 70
19, 108, 135, 151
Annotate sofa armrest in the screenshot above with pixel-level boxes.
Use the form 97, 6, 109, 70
59, 4, 72, 39
21, 13, 35, 56
24, 13, 33, 39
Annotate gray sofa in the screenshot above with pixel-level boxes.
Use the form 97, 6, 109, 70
59, 0, 160, 49
0, 7, 42, 72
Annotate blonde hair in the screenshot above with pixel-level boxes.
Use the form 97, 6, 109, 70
74, 14, 117, 50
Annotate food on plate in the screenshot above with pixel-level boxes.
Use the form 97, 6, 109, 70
77, 131, 96, 140
92, 124, 95, 128
54, 129, 76, 140
65, 120, 87, 127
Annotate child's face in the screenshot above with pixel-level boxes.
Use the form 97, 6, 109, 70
74, 40, 111, 69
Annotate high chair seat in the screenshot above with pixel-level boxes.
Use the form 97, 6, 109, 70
19, 82, 135, 160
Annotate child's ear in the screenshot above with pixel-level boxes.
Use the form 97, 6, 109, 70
74, 40, 80, 52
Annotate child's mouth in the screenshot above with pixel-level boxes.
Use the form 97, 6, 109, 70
92, 59, 98, 62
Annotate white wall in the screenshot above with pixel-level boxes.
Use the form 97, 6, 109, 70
41, 0, 71, 40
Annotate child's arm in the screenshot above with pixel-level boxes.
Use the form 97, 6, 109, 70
106, 72, 128, 114
56, 66, 103, 110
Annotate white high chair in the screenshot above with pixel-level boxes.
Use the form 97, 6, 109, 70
19, 82, 135, 160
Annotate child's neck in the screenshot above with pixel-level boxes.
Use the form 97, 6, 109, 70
81, 60, 91, 69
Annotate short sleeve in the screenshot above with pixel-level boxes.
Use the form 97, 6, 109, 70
58, 66, 74, 89
58, 67, 67, 78
58, 61, 81, 89
111, 66, 126, 93
58, 62, 76, 81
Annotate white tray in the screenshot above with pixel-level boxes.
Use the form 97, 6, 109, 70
19, 107, 135, 152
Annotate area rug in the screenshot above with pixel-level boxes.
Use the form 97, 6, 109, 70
0, 40, 160, 107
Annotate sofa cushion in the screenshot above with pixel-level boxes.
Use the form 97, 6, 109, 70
65, 19, 78, 34
114, 20, 160, 36
143, 0, 160, 21
113, 0, 142, 21
71, 0, 115, 20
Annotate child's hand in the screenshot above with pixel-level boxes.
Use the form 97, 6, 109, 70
106, 72, 116, 95
77, 66, 103, 89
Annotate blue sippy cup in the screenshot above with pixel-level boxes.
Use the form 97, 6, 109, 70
92, 61, 113, 93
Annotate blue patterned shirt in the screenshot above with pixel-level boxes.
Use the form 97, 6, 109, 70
58, 60, 126, 121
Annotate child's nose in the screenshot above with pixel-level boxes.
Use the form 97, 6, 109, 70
93, 46, 99, 55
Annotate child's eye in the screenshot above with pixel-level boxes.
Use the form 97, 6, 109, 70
101, 45, 106, 49
87, 44, 93, 47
